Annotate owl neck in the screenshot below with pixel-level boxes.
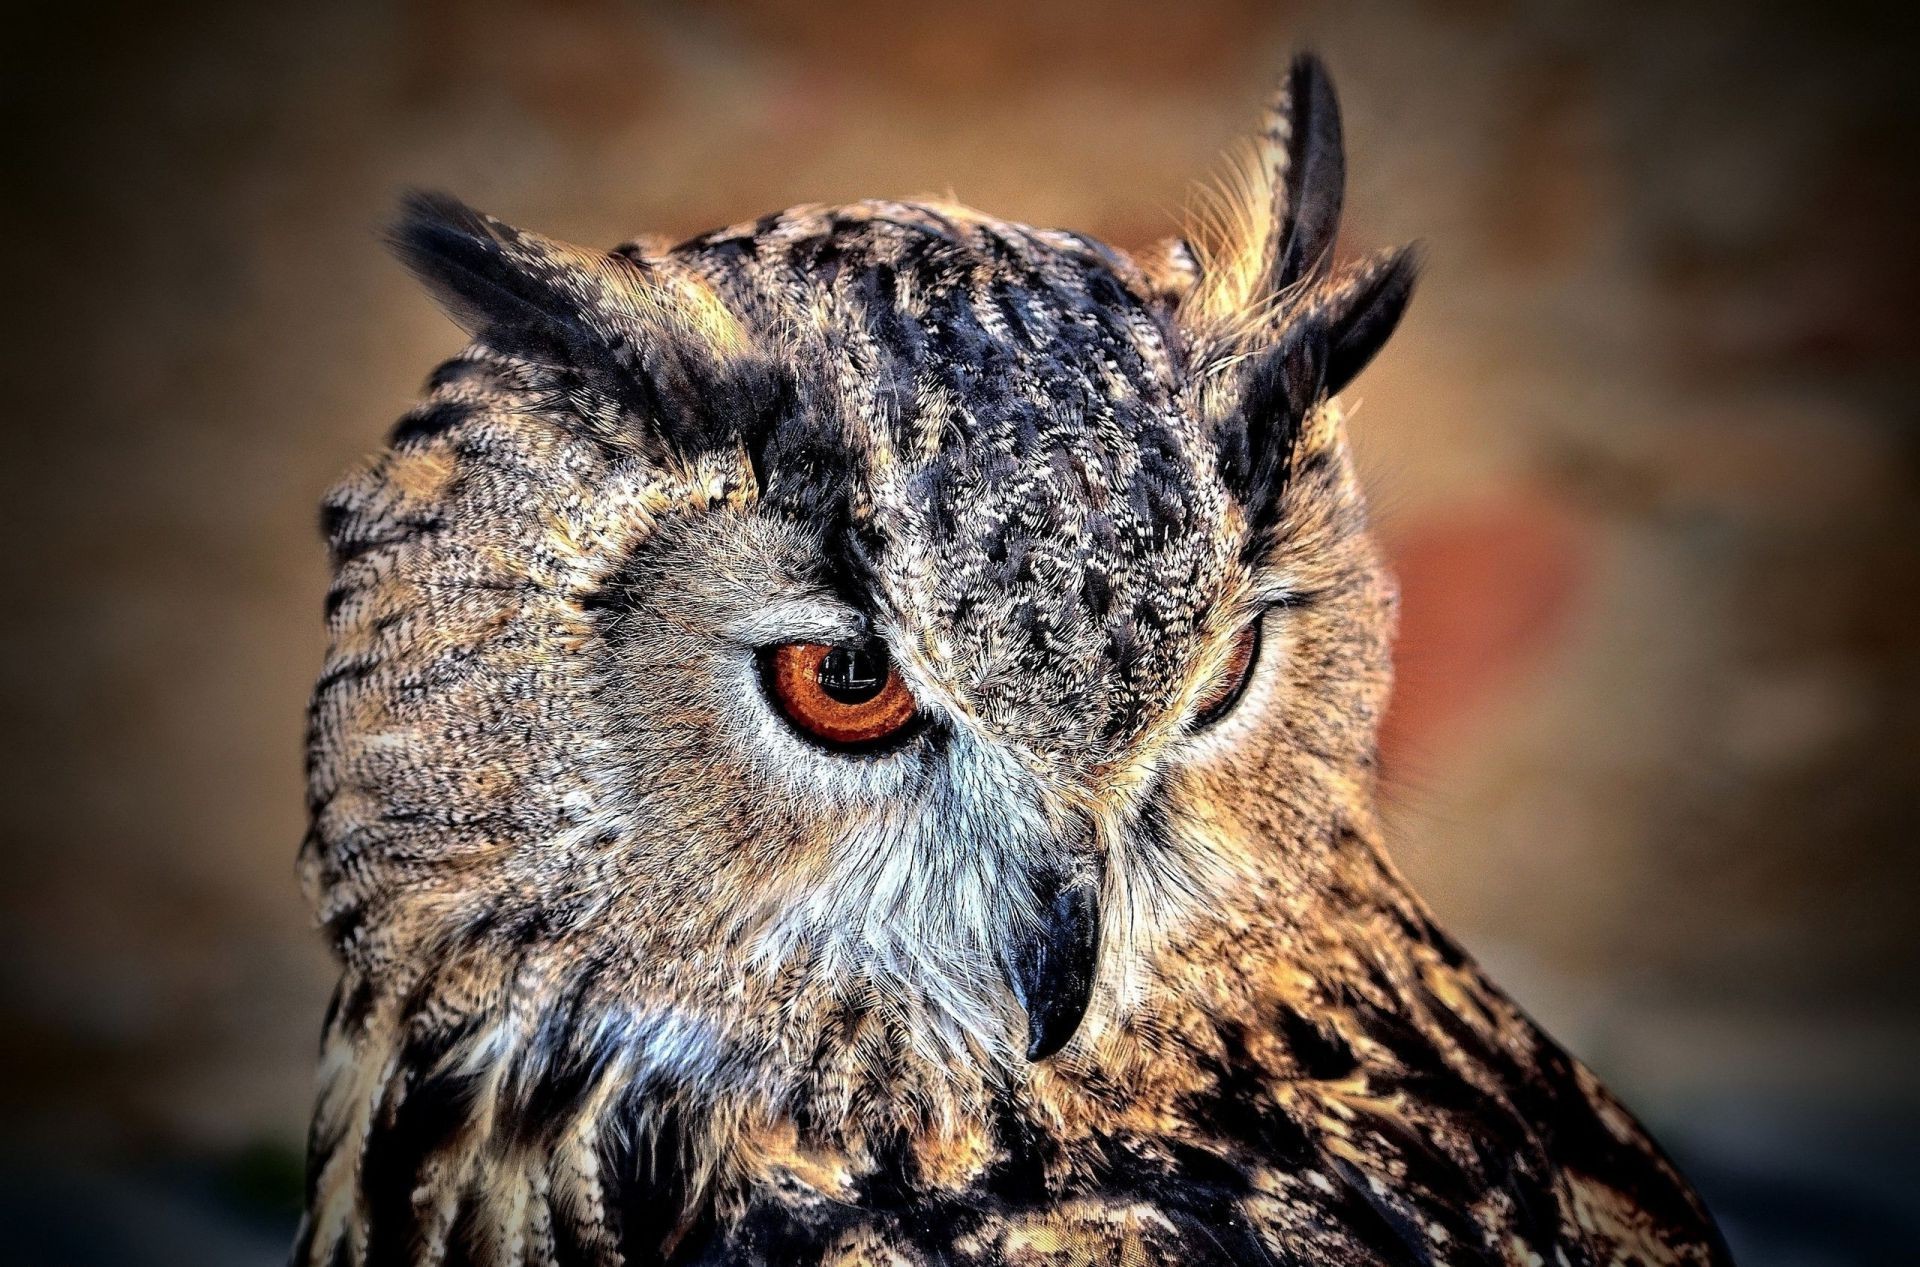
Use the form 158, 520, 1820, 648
304, 800, 1460, 1257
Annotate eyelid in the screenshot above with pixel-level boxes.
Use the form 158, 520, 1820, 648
729, 597, 868, 648
1189, 609, 1265, 731
1252, 585, 1301, 610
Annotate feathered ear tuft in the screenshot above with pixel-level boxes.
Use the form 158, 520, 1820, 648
1182, 54, 1348, 331
386, 192, 784, 463
1319, 243, 1419, 396
1265, 54, 1346, 300
1181, 56, 1417, 537
389, 192, 634, 364
1181, 52, 1420, 362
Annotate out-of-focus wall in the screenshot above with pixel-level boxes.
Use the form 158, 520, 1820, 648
3, 1, 1914, 1261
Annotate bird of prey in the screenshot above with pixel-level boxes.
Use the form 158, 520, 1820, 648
297, 53, 1730, 1267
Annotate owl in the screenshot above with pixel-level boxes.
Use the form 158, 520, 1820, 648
298, 55, 1729, 1267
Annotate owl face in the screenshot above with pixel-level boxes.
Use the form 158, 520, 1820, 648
601, 204, 1246, 777
305, 66, 1413, 1096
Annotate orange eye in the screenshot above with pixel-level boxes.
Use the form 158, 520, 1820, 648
1191, 619, 1262, 730
762, 642, 921, 751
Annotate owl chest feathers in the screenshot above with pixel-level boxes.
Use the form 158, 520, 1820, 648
300, 856, 1722, 1267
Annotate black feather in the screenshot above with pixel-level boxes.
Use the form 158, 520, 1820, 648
1211, 60, 1415, 541
387, 191, 795, 466
1218, 318, 1328, 546
600, 1094, 716, 1264
1274, 54, 1346, 291
1324, 246, 1419, 395
388, 193, 628, 365
387, 192, 661, 437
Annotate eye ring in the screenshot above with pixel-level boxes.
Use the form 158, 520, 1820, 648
760, 642, 922, 752
1190, 616, 1263, 731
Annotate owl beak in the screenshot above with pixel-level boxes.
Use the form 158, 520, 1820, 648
1003, 855, 1103, 1061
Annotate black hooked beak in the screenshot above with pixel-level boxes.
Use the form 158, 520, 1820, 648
1003, 836, 1104, 1062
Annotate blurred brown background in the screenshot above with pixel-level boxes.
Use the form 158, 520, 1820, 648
2, 1, 1916, 1262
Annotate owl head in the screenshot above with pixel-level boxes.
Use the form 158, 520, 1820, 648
302, 54, 1413, 1245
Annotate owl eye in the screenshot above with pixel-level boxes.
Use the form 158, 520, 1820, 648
761, 642, 921, 751
1190, 618, 1263, 731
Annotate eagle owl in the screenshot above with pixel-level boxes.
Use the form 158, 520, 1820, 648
299, 57, 1729, 1267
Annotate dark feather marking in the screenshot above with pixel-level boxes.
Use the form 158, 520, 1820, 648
1272, 55, 1346, 292
1158, 1204, 1291, 1267
1351, 996, 1580, 1256
1082, 1136, 1272, 1265
1177, 1022, 1316, 1167
326, 514, 446, 566
361, 1026, 489, 1267
441, 1196, 492, 1267
600, 1093, 718, 1265
1343, 1106, 1487, 1240
1385, 900, 1469, 970
980, 1092, 1055, 1205
1326, 1155, 1439, 1264
390, 191, 798, 468
691, 1201, 834, 1267
302, 1110, 346, 1218
425, 355, 504, 392
321, 581, 361, 621
1414, 981, 1721, 1245
312, 657, 378, 696
331, 972, 376, 1036
1323, 246, 1419, 396
496, 965, 617, 1149
1218, 320, 1325, 550
390, 398, 478, 448
855, 1126, 924, 1211
545, 1181, 605, 1267
321, 900, 366, 952
1271, 1005, 1360, 1080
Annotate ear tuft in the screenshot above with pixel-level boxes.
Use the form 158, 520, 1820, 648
387, 191, 638, 365
1182, 53, 1348, 330
1321, 243, 1419, 395
1182, 58, 1417, 541
1267, 53, 1346, 296
385, 192, 785, 464
388, 191, 519, 333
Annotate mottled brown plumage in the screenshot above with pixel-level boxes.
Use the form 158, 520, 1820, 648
297, 55, 1729, 1266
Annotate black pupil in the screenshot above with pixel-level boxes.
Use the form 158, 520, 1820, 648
818, 645, 887, 705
